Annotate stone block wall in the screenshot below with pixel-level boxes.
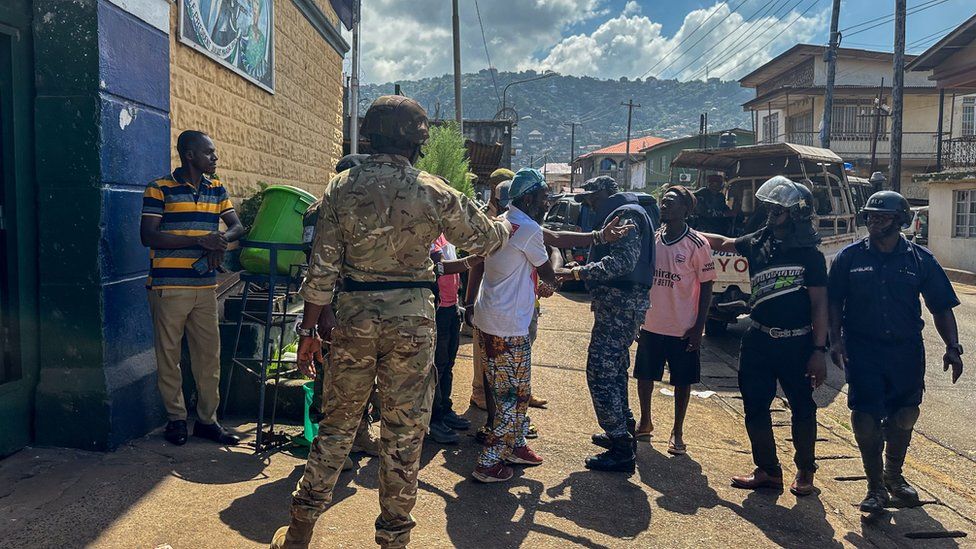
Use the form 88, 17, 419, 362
169, 0, 345, 201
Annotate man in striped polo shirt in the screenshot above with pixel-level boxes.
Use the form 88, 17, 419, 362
141, 130, 244, 446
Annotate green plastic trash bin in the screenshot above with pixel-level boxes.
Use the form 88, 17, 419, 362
239, 185, 316, 275
303, 380, 318, 444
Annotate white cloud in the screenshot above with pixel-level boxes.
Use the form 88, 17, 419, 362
355, 0, 602, 83
353, 1, 828, 83
536, 1, 829, 81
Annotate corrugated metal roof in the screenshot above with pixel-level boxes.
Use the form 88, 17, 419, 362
671, 143, 843, 171
465, 140, 505, 184
576, 136, 666, 160
906, 13, 976, 73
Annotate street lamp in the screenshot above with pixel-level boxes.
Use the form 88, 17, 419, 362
495, 71, 556, 122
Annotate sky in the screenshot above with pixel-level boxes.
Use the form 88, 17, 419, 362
352, 0, 975, 84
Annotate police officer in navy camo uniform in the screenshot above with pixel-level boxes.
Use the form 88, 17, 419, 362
556, 176, 655, 473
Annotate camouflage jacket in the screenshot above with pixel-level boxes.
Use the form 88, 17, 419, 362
300, 154, 510, 324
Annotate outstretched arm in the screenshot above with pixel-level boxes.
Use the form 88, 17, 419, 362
543, 216, 634, 248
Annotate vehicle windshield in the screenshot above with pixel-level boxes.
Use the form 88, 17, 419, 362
687, 161, 856, 238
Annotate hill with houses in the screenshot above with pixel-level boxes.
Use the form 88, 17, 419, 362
360, 70, 755, 167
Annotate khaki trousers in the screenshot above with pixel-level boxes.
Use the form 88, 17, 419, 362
470, 327, 488, 407
148, 288, 221, 424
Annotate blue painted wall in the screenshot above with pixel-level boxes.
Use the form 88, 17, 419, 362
33, 0, 170, 449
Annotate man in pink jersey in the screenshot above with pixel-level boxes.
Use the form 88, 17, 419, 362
634, 186, 715, 455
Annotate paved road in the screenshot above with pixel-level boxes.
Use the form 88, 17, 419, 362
706, 282, 976, 462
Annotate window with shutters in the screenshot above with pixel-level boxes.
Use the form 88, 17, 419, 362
762, 113, 780, 143
962, 96, 975, 137
954, 189, 976, 238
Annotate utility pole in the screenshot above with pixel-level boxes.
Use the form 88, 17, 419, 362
621, 99, 641, 188
821, 0, 841, 149
452, 0, 463, 134
890, 0, 906, 192
565, 122, 580, 189
348, 0, 361, 154
869, 78, 887, 176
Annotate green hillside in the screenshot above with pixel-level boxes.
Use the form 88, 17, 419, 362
360, 70, 754, 168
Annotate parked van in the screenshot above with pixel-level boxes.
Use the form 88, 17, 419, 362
670, 143, 861, 334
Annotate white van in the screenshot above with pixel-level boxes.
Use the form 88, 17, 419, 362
670, 143, 861, 335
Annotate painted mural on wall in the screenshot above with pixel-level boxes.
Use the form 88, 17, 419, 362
180, 0, 275, 92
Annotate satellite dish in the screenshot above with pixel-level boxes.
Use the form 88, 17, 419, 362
494, 106, 519, 125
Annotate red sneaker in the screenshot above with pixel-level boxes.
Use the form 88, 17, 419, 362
473, 463, 514, 483
506, 445, 543, 466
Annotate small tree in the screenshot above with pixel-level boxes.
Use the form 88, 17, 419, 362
417, 122, 474, 197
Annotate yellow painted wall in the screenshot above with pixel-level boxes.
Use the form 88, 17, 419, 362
169, 0, 345, 201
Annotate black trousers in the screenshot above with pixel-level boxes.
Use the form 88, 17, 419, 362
739, 328, 818, 476
432, 305, 461, 421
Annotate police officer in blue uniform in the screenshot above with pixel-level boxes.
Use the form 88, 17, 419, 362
703, 176, 829, 497
555, 176, 655, 473
828, 190, 964, 514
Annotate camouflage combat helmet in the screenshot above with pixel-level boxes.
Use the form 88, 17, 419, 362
360, 95, 430, 145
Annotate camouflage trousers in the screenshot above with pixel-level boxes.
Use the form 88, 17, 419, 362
586, 300, 646, 438
477, 332, 532, 468
290, 316, 436, 548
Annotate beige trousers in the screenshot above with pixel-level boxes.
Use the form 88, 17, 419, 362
148, 288, 221, 424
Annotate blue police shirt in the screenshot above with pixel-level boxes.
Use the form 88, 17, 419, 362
828, 237, 959, 341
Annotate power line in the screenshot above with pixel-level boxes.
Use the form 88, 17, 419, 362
839, 0, 944, 32
906, 22, 958, 48
718, 0, 823, 80
686, 0, 805, 82
676, 0, 786, 81
655, 0, 752, 80
637, 2, 729, 80
843, 0, 950, 38
688, 0, 808, 82
473, 0, 501, 110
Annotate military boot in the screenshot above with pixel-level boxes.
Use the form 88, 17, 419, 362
591, 417, 636, 451
584, 435, 635, 473
883, 411, 921, 507
270, 518, 315, 549
351, 420, 380, 457
852, 411, 888, 514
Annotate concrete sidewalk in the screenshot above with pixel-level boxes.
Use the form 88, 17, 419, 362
1, 293, 973, 548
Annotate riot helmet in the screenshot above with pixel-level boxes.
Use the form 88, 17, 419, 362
861, 191, 911, 228
755, 176, 815, 221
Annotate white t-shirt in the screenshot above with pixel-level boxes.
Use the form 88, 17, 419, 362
474, 206, 549, 337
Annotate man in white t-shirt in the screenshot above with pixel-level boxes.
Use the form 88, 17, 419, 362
472, 168, 559, 483
634, 186, 716, 456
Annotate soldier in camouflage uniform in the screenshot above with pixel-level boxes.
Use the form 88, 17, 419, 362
555, 176, 655, 473
271, 95, 511, 549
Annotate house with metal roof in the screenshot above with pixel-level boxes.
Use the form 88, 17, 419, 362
571, 136, 666, 189
908, 13, 976, 273
739, 44, 941, 201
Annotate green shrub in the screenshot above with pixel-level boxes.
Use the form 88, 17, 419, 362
416, 123, 474, 197
238, 181, 269, 232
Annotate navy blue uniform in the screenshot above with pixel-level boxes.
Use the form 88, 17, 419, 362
828, 237, 959, 417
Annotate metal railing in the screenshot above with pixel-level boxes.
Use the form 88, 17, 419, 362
941, 135, 976, 168
771, 132, 939, 160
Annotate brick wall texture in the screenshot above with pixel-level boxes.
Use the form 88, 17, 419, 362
169, 0, 345, 201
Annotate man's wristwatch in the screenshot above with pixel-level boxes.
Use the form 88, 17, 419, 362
947, 343, 964, 355
296, 325, 316, 338
572, 268, 582, 281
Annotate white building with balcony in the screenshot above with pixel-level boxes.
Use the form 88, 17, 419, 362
739, 44, 948, 201
908, 13, 976, 274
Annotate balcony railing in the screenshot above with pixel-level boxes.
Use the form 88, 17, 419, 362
941, 136, 976, 168
773, 132, 939, 160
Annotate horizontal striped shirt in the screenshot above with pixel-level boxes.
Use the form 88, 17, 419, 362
142, 171, 234, 289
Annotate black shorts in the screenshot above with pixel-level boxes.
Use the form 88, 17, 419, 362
633, 329, 701, 386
